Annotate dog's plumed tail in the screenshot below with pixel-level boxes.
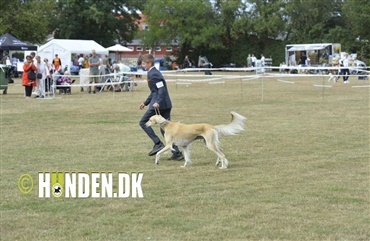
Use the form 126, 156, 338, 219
215, 112, 246, 136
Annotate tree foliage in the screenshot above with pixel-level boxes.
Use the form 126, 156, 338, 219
0, 0, 54, 44
52, 0, 144, 46
141, 0, 223, 62
1, 0, 369, 65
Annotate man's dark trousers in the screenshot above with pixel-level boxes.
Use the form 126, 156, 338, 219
139, 108, 181, 153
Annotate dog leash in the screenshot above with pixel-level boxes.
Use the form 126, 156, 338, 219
154, 107, 160, 116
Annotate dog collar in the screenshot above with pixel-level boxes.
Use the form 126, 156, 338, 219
159, 120, 168, 128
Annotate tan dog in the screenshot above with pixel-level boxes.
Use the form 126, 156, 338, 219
145, 112, 246, 169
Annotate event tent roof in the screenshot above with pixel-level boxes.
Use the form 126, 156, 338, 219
0, 33, 38, 51
106, 44, 133, 52
37, 39, 108, 72
286, 43, 331, 52
38, 39, 108, 55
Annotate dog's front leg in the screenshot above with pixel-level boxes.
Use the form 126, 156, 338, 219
215, 157, 221, 167
155, 153, 160, 165
155, 145, 172, 165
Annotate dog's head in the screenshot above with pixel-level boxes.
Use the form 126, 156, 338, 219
145, 115, 167, 127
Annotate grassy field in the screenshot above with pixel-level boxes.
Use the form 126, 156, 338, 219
1, 72, 369, 240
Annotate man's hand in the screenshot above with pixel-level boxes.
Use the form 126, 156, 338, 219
139, 103, 146, 110
153, 103, 159, 108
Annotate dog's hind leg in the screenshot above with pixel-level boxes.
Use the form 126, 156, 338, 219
181, 145, 192, 168
204, 131, 228, 169
223, 158, 229, 169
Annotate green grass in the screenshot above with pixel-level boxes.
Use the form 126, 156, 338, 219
1, 72, 369, 240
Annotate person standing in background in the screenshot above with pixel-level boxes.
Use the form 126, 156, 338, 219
137, 53, 142, 69
183, 55, 192, 68
78, 54, 85, 69
52, 54, 62, 72
44, 58, 53, 93
102, 54, 111, 69
136, 53, 143, 78
339, 52, 350, 84
260, 54, 265, 67
34, 56, 48, 98
1, 52, 9, 64
22, 55, 37, 99
88, 50, 101, 94
246, 54, 251, 67
84, 55, 89, 69
251, 54, 256, 67
299, 52, 307, 67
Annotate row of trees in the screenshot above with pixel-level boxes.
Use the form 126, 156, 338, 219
1, 0, 369, 66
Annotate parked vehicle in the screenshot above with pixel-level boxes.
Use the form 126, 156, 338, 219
350, 60, 367, 75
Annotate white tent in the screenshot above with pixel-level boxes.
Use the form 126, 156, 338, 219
106, 44, 133, 63
106, 44, 133, 52
37, 39, 108, 71
286, 43, 331, 52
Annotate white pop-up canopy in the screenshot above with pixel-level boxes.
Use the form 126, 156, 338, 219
287, 43, 331, 52
106, 44, 133, 52
37, 39, 108, 71
106, 44, 133, 62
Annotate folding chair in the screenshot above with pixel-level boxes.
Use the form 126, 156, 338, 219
99, 67, 115, 92
127, 76, 137, 92
115, 74, 130, 92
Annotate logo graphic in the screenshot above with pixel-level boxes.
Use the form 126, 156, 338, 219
52, 183, 63, 197
51, 172, 64, 197
18, 172, 144, 198
18, 174, 34, 194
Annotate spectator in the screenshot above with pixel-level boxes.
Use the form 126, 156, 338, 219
299, 52, 307, 67
30, 52, 36, 64
22, 55, 37, 99
137, 53, 142, 69
113, 63, 132, 92
247, 54, 252, 67
289, 54, 296, 66
57, 71, 75, 94
30, 52, 37, 92
101, 54, 111, 82
306, 55, 311, 66
79, 55, 90, 92
57, 71, 74, 85
339, 53, 350, 84
183, 55, 192, 68
84, 55, 89, 68
44, 58, 53, 93
102, 54, 111, 69
52, 54, 62, 72
260, 54, 265, 67
88, 50, 101, 94
251, 54, 256, 67
199, 60, 212, 75
1, 52, 11, 79
34, 56, 49, 98
1, 52, 9, 64
136, 53, 143, 78
78, 54, 84, 69
11, 56, 18, 65
73, 55, 79, 66
172, 61, 179, 70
